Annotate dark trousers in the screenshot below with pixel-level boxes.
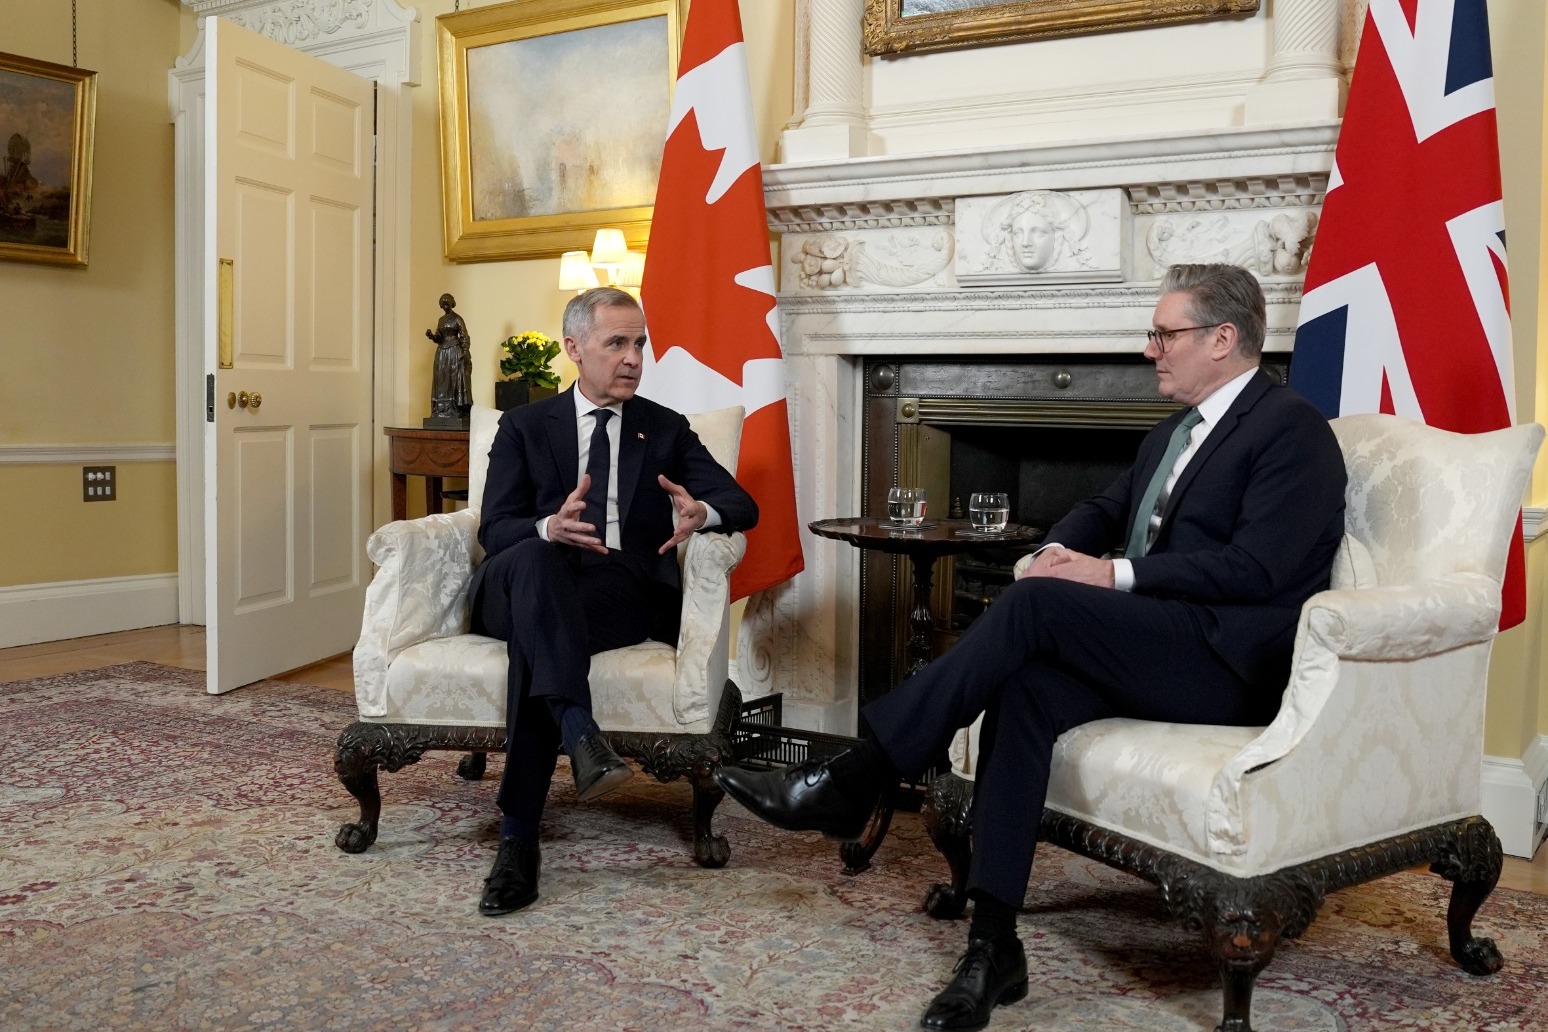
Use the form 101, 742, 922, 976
470, 538, 676, 824
863, 576, 1285, 908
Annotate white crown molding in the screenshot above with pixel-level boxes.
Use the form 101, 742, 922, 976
765, 124, 1342, 212
179, 0, 420, 84
0, 443, 176, 465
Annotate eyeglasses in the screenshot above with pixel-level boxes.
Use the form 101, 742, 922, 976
1145, 323, 1222, 352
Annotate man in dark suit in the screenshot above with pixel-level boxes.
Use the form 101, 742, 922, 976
717, 264, 1347, 1031
472, 286, 757, 917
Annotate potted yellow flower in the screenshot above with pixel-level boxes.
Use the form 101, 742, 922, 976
495, 331, 561, 410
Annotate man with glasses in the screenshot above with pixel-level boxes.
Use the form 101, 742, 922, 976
717, 263, 1347, 1031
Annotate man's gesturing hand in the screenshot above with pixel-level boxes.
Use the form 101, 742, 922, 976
657, 474, 708, 554
548, 474, 608, 554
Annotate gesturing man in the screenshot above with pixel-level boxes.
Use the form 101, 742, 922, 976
717, 264, 1347, 1031
472, 286, 757, 917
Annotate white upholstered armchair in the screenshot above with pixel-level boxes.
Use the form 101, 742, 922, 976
922, 413, 1544, 1032
335, 404, 748, 867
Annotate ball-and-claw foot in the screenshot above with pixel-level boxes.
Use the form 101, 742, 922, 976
925, 882, 969, 920
335, 821, 376, 853
456, 752, 488, 781
1454, 936, 1503, 975
694, 833, 730, 869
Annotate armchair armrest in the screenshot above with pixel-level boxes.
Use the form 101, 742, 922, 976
353, 508, 481, 718
672, 530, 747, 725
1298, 572, 1501, 662
1206, 571, 1502, 854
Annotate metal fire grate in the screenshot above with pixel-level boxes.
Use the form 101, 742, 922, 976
733, 693, 931, 809
733, 693, 859, 770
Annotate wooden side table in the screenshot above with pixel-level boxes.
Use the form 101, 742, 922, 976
809, 517, 1041, 678
384, 426, 470, 522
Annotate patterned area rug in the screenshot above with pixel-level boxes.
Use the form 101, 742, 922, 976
3, 662, 1546, 1031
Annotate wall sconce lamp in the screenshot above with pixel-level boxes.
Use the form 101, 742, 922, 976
559, 228, 645, 295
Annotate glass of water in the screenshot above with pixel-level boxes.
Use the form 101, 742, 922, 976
969, 492, 1010, 533
886, 486, 928, 527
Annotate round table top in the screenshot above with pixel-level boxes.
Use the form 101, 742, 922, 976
808, 516, 1042, 557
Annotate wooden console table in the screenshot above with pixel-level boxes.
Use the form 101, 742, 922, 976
384, 426, 469, 522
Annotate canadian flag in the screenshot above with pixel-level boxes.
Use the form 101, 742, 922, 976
639, 0, 804, 600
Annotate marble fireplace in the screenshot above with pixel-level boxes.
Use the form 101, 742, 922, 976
740, 124, 1340, 734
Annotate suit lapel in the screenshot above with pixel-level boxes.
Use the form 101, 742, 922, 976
1163, 369, 1273, 522
617, 399, 648, 528
550, 388, 581, 492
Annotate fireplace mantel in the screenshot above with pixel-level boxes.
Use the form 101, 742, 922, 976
740, 123, 1339, 734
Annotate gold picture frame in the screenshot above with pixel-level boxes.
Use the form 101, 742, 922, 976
0, 51, 96, 267
437, 0, 685, 263
863, 0, 1261, 56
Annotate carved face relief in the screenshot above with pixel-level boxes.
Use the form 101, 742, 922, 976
1009, 211, 1058, 271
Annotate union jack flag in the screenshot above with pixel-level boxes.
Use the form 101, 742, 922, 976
1290, 0, 1525, 628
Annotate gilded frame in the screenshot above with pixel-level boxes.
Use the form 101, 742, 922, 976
437, 0, 684, 263
0, 51, 96, 267
863, 0, 1261, 56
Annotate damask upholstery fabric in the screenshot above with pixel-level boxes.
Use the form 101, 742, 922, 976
947, 414, 1543, 877
352, 403, 747, 736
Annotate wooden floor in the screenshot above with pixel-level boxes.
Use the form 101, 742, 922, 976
3, 624, 1545, 896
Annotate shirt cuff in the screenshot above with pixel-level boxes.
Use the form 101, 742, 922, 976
1012, 541, 1061, 578
536, 515, 551, 541
700, 502, 722, 530
1111, 557, 1135, 592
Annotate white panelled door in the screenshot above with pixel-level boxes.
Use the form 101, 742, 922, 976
204, 18, 375, 694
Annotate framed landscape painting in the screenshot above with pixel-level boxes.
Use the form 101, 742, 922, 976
0, 51, 96, 266
437, 0, 684, 262
864, 0, 1261, 55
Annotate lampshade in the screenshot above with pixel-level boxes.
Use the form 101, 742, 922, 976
590, 228, 630, 268
617, 249, 647, 289
558, 250, 601, 291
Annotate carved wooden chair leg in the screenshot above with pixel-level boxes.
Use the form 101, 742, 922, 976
839, 782, 897, 876
1202, 908, 1286, 1032
921, 771, 974, 918
1431, 816, 1505, 975
690, 774, 731, 869
456, 751, 488, 781
334, 721, 392, 853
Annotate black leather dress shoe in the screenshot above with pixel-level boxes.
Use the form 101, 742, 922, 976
571, 732, 632, 802
920, 936, 1029, 1031
478, 838, 540, 916
714, 757, 879, 841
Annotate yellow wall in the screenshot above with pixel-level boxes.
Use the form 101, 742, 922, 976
0, 0, 185, 587
1485, 0, 1548, 757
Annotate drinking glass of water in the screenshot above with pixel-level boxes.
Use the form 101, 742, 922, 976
969, 492, 1009, 533
886, 487, 928, 527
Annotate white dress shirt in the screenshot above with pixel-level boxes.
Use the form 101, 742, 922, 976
537, 393, 720, 549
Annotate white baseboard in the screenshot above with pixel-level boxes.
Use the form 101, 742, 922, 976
0, 575, 181, 649
1481, 739, 1548, 859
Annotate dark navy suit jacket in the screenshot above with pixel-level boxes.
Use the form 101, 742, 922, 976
472, 388, 758, 604
1047, 369, 1347, 688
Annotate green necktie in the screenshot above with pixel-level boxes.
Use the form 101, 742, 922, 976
1124, 408, 1204, 559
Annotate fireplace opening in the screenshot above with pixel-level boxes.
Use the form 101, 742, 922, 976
940, 422, 1146, 635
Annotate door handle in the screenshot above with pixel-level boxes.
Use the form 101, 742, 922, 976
228, 390, 263, 410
